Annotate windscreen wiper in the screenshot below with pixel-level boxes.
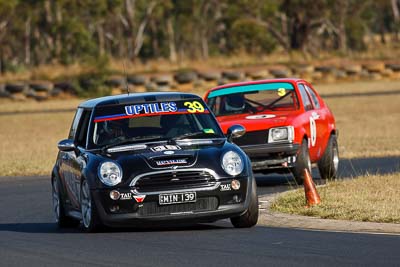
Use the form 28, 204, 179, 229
172, 131, 221, 141
102, 135, 164, 151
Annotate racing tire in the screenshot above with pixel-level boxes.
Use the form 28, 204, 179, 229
199, 71, 221, 81
51, 177, 80, 228
291, 139, 312, 185
270, 69, 290, 78
80, 179, 102, 233
174, 71, 197, 84
127, 75, 147, 85
30, 82, 53, 92
54, 81, 77, 95
318, 134, 339, 180
222, 71, 244, 81
230, 179, 259, 228
104, 76, 126, 87
5, 83, 26, 93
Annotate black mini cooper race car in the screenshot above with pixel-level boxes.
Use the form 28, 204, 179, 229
51, 92, 258, 231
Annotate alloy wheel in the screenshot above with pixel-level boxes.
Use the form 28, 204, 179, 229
81, 180, 92, 228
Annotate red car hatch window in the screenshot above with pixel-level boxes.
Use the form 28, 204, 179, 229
305, 85, 321, 109
297, 84, 314, 111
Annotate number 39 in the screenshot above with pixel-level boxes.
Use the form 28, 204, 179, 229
184, 101, 205, 113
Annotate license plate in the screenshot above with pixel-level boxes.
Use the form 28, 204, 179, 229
159, 192, 196, 205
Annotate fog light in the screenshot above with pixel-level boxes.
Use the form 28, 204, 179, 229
231, 179, 240, 190
233, 195, 242, 203
110, 205, 120, 212
109, 190, 120, 200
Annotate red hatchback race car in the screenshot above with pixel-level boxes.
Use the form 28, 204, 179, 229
204, 78, 339, 183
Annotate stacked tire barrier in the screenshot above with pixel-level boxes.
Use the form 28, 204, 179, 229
2, 61, 400, 101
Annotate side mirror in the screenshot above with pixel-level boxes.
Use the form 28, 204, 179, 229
58, 139, 75, 152
227, 124, 246, 142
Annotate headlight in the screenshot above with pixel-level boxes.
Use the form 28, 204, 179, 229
221, 151, 244, 176
268, 126, 294, 143
99, 162, 123, 186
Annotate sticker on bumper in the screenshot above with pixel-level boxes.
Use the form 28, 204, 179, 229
220, 184, 232, 191
155, 159, 187, 166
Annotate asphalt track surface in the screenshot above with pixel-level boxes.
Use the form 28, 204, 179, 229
0, 156, 399, 267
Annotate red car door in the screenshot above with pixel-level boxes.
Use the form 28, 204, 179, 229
297, 83, 326, 162
304, 83, 330, 159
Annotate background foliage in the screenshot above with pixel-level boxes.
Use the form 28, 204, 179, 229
1, 0, 400, 72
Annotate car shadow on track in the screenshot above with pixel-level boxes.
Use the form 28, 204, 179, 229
0, 223, 79, 234
0, 222, 235, 234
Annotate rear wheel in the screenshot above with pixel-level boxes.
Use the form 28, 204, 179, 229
231, 179, 259, 228
80, 179, 102, 232
318, 134, 339, 180
291, 139, 311, 184
51, 177, 79, 228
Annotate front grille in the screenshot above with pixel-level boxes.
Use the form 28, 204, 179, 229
133, 170, 217, 193
138, 197, 218, 216
233, 130, 269, 146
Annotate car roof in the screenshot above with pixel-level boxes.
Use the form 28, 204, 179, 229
208, 78, 305, 92
79, 92, 201, 109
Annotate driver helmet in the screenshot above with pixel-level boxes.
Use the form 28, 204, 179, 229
225, 94, 245, 111
102, 120, 123, 136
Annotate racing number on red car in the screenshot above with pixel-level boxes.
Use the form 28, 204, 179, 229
310, 116, 316, 147
184, 101, 205, 113
309, 112, 320, 147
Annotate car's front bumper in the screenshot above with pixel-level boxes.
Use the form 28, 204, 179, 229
91, 176, 253, 227
240, 143, 300, 171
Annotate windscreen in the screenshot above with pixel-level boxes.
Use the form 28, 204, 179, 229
206, 82, 299, 116
89, 99, 224, 148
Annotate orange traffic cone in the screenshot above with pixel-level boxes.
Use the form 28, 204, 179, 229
303, 168, 321, 207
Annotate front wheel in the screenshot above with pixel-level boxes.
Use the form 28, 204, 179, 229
291, 139, 312, 184
230, 179, 259, 228
318, 134, 339, 180
80, 179, 102, 232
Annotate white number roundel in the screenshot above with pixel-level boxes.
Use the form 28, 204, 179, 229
309, 116, 316, 147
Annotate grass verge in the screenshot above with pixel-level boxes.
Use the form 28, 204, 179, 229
0, 100, 82, 176
324, 92, 400, 158
270, 173, 400, 223
0, 111, 74, 176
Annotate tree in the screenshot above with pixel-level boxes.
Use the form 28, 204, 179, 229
0, 0, 398, 70
0, 0, 17, 73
